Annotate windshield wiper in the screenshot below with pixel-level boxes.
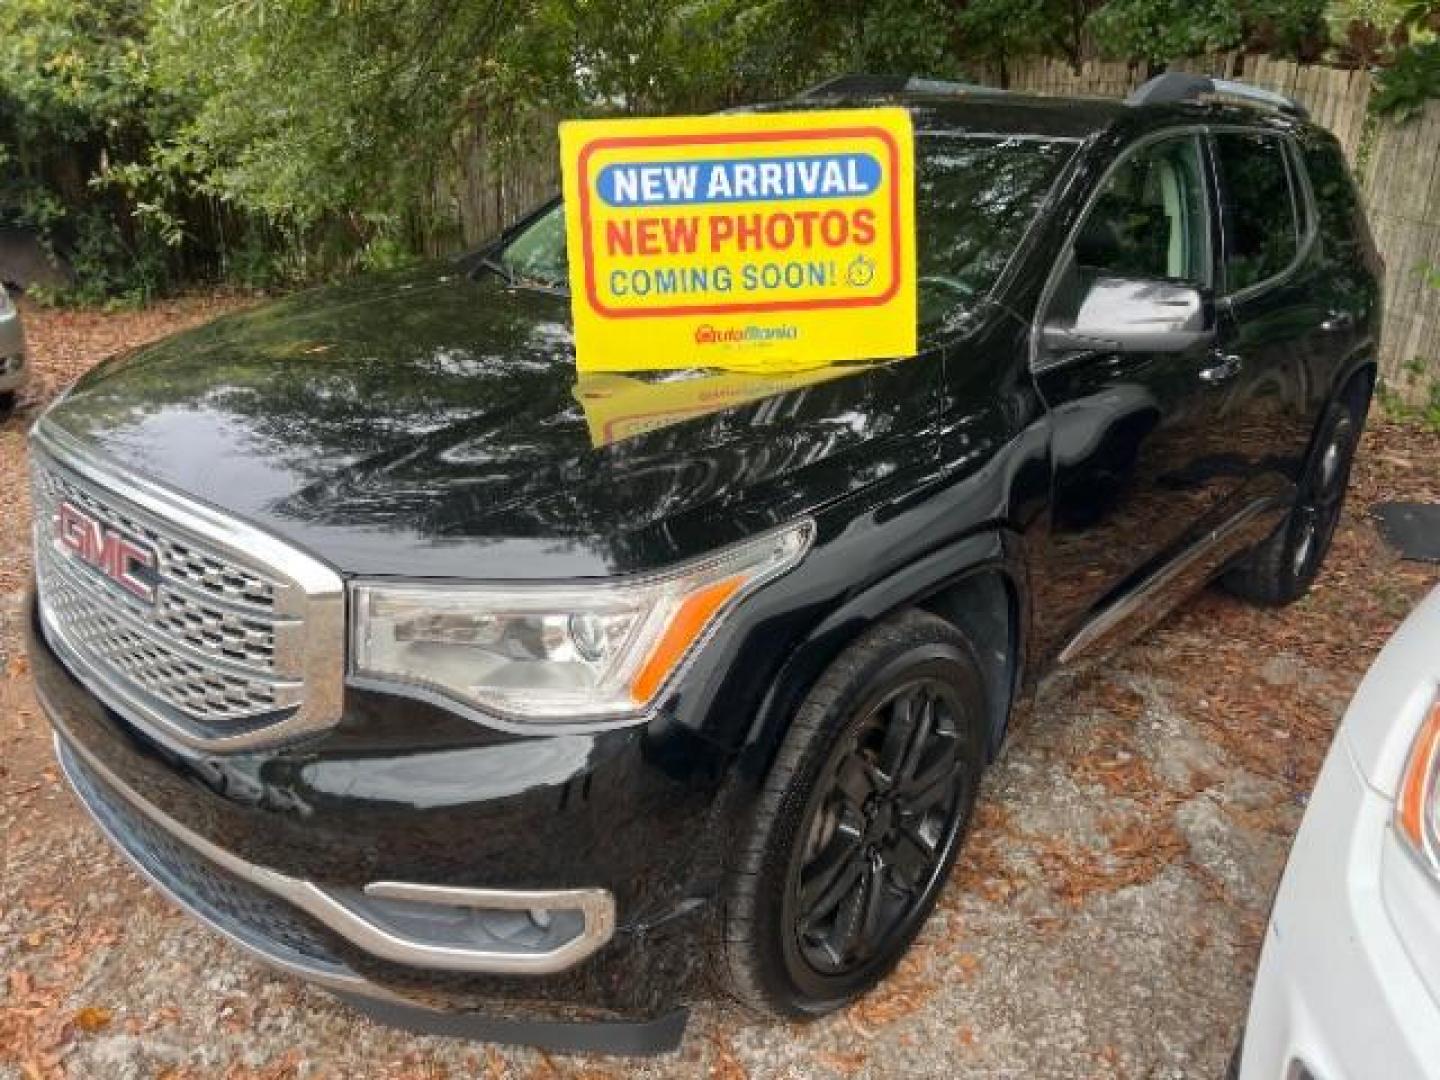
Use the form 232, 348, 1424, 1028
473, 255, 514, 286
511, 273, 569, 296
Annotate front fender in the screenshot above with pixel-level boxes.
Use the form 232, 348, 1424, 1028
732, 526, 1028, 786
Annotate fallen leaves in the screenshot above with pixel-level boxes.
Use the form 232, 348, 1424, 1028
1034, 817, 1188, 909
846, 951, 935, 1029
1072, 733, 1167, 801
70, 1006, 112, 1034
814, 1047, 868, 1075
707, 1031, 748, 1080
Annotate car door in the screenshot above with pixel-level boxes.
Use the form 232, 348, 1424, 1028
1208, 129, 1329, 501
1029, 132, 1245, 659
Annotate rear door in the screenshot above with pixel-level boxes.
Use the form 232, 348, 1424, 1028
1208, 129, 1327, 500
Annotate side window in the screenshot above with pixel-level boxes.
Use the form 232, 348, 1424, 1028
1213, 132, 1301, 292
1074, 136, 1210, 285
1300, 135, 1365, 252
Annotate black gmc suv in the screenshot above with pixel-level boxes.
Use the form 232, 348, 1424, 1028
27, 74, 1381, 1052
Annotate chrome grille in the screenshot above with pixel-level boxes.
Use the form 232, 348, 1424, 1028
36, 546, 298, 721
37, 464, 279, 610
153, 588, 277, 667
30, 423, 345, 751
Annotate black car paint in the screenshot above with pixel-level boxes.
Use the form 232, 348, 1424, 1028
29, 91, 1381, 1023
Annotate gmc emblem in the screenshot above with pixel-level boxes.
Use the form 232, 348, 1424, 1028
56, 501, 158, 605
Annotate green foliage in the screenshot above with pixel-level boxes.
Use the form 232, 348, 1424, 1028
1378, 267, 1440, 431
2, 0, 1436, 306
954, 0, 1049, 72
0, 0, 153, 149
1089, 0, 1245, 61
1378, 372, 1440, 430
0, 0, 191, 300
800, 0, 963, 75
507, 0, 775, 116
494, 0, 962, 123
1247, 0, 1329, 58
1374, 39, 1440, 118
148, 0, 520, 234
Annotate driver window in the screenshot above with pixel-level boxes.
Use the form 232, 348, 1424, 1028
1048, 135, 1210, 325
1076, 136, 1210, 285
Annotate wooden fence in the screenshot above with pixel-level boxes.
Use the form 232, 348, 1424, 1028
1362, 101, 1440, 387
991, 55, 1375, 159
441, 61, 1440, 397
428, 118, 559, 254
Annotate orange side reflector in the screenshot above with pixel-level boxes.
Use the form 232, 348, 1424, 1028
1399, 700, 1440, 850
630, 575, 746, 705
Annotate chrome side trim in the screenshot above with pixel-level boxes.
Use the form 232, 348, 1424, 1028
1058, 497, 1282, 664
47, 714, 616, 976
30, 420, 345, 752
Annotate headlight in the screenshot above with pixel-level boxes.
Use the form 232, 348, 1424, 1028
351, 520, 814, 724
1397, 694, 1440, 871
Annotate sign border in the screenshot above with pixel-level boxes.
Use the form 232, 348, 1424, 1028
577, 126, 904, 319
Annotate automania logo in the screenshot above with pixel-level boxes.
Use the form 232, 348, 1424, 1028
694, 323, 800, 346
56, 501, 157, 605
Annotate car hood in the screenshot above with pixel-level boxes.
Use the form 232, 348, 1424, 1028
39, 265, 943, 578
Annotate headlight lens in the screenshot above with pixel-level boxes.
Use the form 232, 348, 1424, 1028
1397, 695, 1440, 870
351, 520, 814, 723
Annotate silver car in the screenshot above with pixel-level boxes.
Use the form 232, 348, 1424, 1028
0, 283, 28, 409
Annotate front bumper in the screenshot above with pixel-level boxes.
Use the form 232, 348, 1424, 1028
1238, 737, 1440, 1079
28, 595, 726, 1041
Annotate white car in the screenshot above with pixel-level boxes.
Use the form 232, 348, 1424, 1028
0, 283, 28, 410
1238, 584, 1440, 1079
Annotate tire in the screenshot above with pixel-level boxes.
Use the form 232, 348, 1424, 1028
722, 610, 988, 1019
1221, 392, 1364, 606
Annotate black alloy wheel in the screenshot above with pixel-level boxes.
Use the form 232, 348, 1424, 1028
1222, 391, 1366, 606
787, 677, 970, 977
722, 612, 987, 1018
1287, 408, 1355, 582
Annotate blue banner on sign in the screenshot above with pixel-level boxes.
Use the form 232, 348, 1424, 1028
597, 153, 882, 207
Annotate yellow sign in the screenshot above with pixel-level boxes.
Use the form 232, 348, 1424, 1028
572, 366, 870, 448
560, 109, 916, 373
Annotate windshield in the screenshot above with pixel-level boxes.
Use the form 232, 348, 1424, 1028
492, 134, 1075, 325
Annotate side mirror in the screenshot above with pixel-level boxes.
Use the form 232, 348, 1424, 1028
1043, 276, 1215, 354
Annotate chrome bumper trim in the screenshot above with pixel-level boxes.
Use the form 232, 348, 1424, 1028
49, 723, 616, 976
52, 731, 395, 1000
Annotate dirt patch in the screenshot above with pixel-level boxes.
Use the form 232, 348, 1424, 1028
1, 297, 1437, 1078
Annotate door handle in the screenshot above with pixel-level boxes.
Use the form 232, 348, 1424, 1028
1320, 311, 1355, 333
1199, 354, 1243, 384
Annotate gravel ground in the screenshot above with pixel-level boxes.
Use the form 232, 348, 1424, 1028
2, 295, 1438, 1079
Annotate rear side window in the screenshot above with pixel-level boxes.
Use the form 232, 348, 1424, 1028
1213, 132, 1301, 292
1301, 135, 1367, 250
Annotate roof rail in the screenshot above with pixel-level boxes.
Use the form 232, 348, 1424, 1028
799, 73, 1004, 99
1125, 71, 1310, 119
